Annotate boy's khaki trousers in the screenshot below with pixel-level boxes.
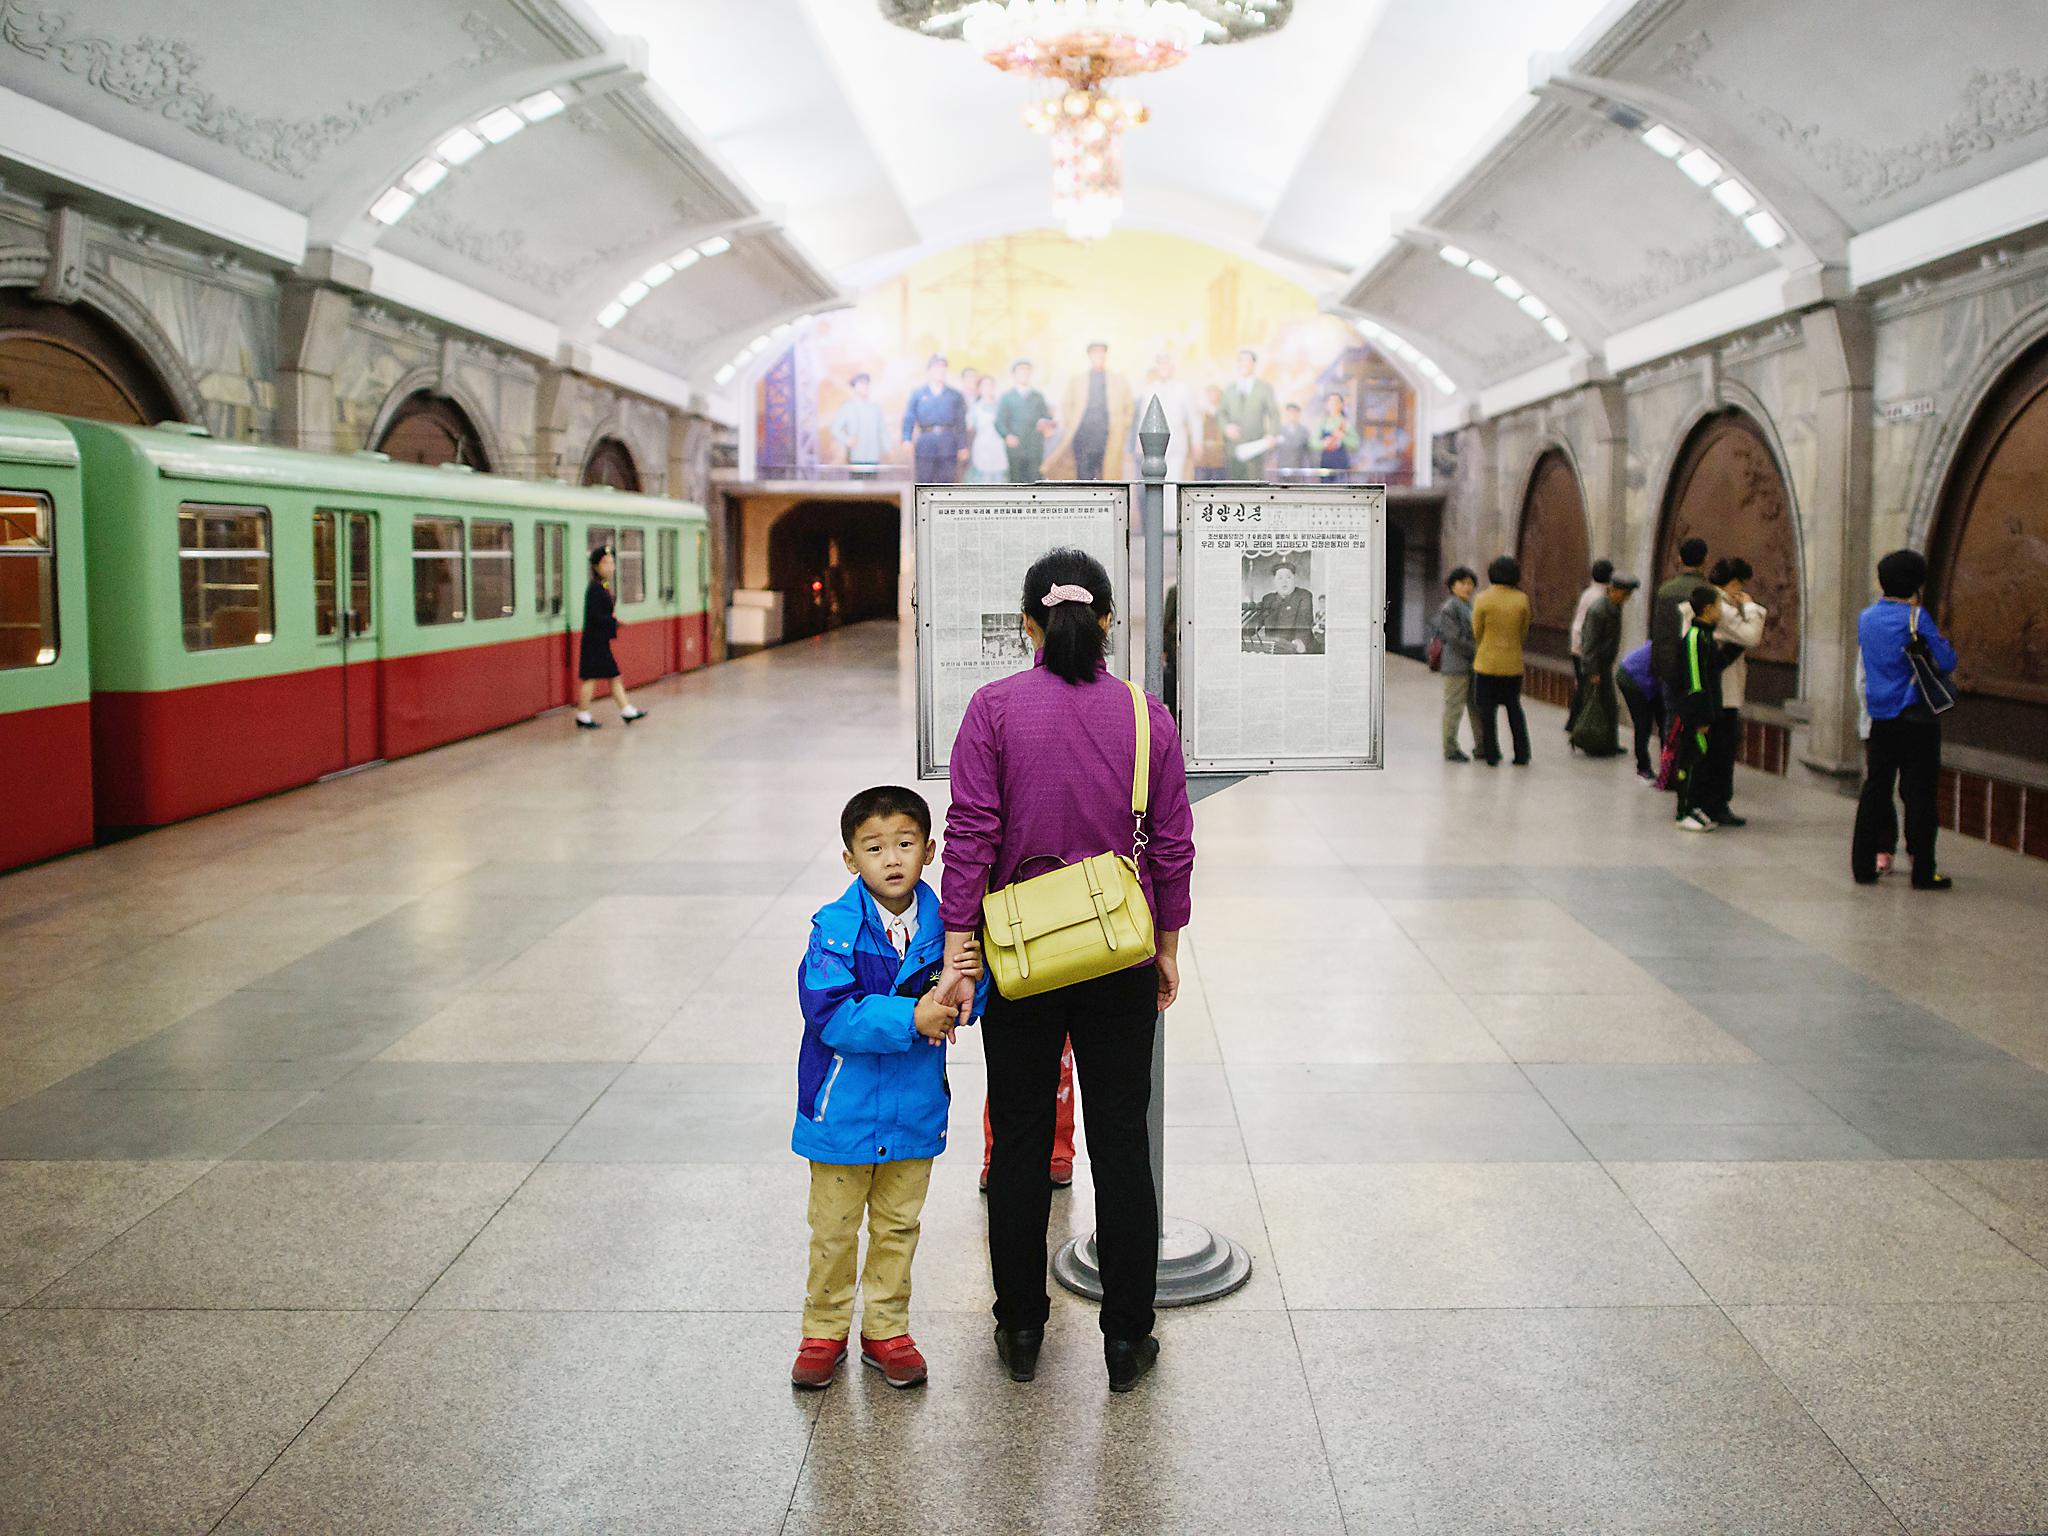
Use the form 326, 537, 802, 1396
803, 1158, 933, 1340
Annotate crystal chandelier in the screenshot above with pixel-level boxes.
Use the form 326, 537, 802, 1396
879, 0, 1283, 241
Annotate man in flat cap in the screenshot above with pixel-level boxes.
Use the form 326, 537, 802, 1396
1049, 341, 1133, 481
902, 354, 967, 483
1569, 571, 1640, 757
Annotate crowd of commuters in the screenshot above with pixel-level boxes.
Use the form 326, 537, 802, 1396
1432, 540, 1959, 884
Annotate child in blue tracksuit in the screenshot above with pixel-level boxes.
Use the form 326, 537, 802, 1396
790, 785, 985, 1392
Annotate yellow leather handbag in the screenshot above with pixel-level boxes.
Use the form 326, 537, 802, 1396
981, 678, 1155, 999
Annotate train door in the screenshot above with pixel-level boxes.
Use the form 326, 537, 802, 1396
313, 508, 382, 768
658, 527, 680, 673
536, 520, 569, 707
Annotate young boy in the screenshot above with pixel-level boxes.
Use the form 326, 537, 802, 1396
790, 786, 983, 1391
1673, 585, 1725, 832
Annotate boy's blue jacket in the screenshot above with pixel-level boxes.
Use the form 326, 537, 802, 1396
792, 877, 985, 1165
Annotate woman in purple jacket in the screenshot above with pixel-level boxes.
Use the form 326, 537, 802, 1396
941, 548, 1196, 1394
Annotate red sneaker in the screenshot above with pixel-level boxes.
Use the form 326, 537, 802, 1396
1049, 1158, 1075, 1188
860, 1334, 929, 1388
790, 1337, 847, 1389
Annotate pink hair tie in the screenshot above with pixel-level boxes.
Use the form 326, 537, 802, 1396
1042, 584, 1094, 608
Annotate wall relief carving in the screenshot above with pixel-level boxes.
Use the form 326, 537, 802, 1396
1465, 209, 1746, 324
0, 2, 514, 178
404, 200, 689, 300
1656, 30, 2048, 207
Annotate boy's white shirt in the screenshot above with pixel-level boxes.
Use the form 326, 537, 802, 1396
869, 892, 917, 958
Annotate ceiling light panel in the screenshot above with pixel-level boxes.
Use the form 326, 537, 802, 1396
1711, 179, 1758, 215
1676, 147, 1721, 186
436, 128, 485, 164
369, 188, 416, 225
1641, 123, 1686, 158
1743, 210, 1786, 248
401, 158, 447, 195
476, 107, 525, 144
1439, 245, 1471, 267
515, 90, 565, 122
1465, 258, 1499, 281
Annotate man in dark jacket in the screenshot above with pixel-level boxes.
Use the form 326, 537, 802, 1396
1650, 536, 1710, 704
1568, 572, 1638, 757
1673, 584, 1725, 832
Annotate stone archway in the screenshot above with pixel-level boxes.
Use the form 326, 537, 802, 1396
1516, 448, 1590, 661
582, 436, 641, 492
376, 391, 492, 470
0, 289, 180, 423
1656, 409, 1802, 705
1929, 333, 2048, 764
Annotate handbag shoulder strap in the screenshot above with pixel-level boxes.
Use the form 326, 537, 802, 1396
1125, 677, 1149, 818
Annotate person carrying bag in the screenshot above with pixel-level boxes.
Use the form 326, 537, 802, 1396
939, 548, 1195, 1396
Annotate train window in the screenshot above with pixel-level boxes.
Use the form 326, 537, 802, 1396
412, 515, 466, 625
313, 512, 339, 637
533, 524, 547, 612
347, 513, 374, 637
0, 491, 58, 668
178, 503, 273, 651
618, 527, 646, 604
588, 524, 616, 565
659, 528, 678, 602
469, 518, 515, 620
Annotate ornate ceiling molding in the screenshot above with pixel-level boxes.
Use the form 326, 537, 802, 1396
0, 1, 516, 179
402, 199, 681, 298
1655, 31, 2048, 209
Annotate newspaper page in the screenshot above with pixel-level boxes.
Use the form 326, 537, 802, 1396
1177, 484, 1385, 772
916, 483, 1129, 778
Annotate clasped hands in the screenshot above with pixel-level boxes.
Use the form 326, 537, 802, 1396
914, 934, 983, 1046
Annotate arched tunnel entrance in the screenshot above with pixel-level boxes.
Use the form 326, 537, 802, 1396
728, 492, 904, 649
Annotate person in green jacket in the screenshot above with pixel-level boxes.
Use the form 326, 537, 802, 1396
1314, 392, 1361, 475
995, 359, 1054, 483
1216, 349, 1280, 480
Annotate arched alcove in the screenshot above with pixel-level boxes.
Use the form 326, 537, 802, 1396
1515, 447, 1590, 661
1929, 333, 2048, 764
0, 289, 180, 423
1656, 408, 1802, 705
376, 391, 492, 470
582, 436, 641, 492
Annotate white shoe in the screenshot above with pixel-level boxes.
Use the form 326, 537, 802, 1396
1677, 810, 1718, 833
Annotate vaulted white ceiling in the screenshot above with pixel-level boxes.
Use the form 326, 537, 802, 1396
4, 0, 2046, 418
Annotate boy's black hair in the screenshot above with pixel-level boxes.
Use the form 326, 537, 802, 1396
588, 544, 611, 571
1679, 536, 1709, 568
840, 786, 932, 847
1444, 565, 1477, 590
1877, 548, 1928, 599
1590, 558, 1614, 584
1690, 583, 1722, 616
849, 372, 870, 388
1709, 556, 1753, 586
1487, 554, 1521, 586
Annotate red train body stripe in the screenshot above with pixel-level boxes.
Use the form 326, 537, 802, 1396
1, 700, 95, 867
76, 614, 708, 832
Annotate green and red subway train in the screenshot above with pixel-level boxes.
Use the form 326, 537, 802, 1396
0, 407, 711, 873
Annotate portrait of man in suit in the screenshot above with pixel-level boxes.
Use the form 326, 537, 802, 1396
1216, 348, 1281, 481
1242, 552, 1319, 654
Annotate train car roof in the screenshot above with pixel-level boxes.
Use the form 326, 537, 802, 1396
0, 407, 82, 467
68, 419, 705, 520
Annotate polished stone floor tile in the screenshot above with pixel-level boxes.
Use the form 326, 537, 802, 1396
785, 1311, 1345, 1536
0, 1056, 100, 1110
377, 992, 675, 1062
1608, 1161, 2048, 1305
214, 1312, 817, 1536
1255, 1163, 1705, 1308
1416, 937, 1669, 996
231, 1119, 566, 1162
1294, 1307, 1901, 1536
1807, 1067, 2048, 1158
0, 1159, 212, 1306
1468, 993, 1757, 1064
281, 1061, 620, 1126
0, 1307, 398, 1536
1235, 1087, 1587, 1163
1525, 1063, 1847, 1128
116, 988, 453, 1064
0, 982, 230, 1061
1730, 1303, 2048, 1536
37, 1160, 529, 1309
545, 1088, 792, 1162
636, 991, 814, 1063
1206, 991, 1506, 1064
0, 1088, 311, 1160
1572, 1120, 1891, 1162
1225, 1060, 1532, 1096
1914, 1158, 2048, 1265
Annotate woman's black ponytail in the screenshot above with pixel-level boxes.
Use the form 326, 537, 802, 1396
1022, 547, 1113, 684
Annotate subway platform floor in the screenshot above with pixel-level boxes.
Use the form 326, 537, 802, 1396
2, 622, 2047, 1535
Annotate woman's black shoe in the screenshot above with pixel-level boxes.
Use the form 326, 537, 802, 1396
994, 1326, 1042, 1382
1445, 750, 1471, 763
1911, 872, 1954, 891
1105, 1335, 1159, 1393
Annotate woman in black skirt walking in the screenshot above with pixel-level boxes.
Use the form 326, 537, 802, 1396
576, 545, 646, 729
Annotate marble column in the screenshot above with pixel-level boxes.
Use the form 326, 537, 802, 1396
276, 248, 368, 453
1798, 300, 1875, 775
